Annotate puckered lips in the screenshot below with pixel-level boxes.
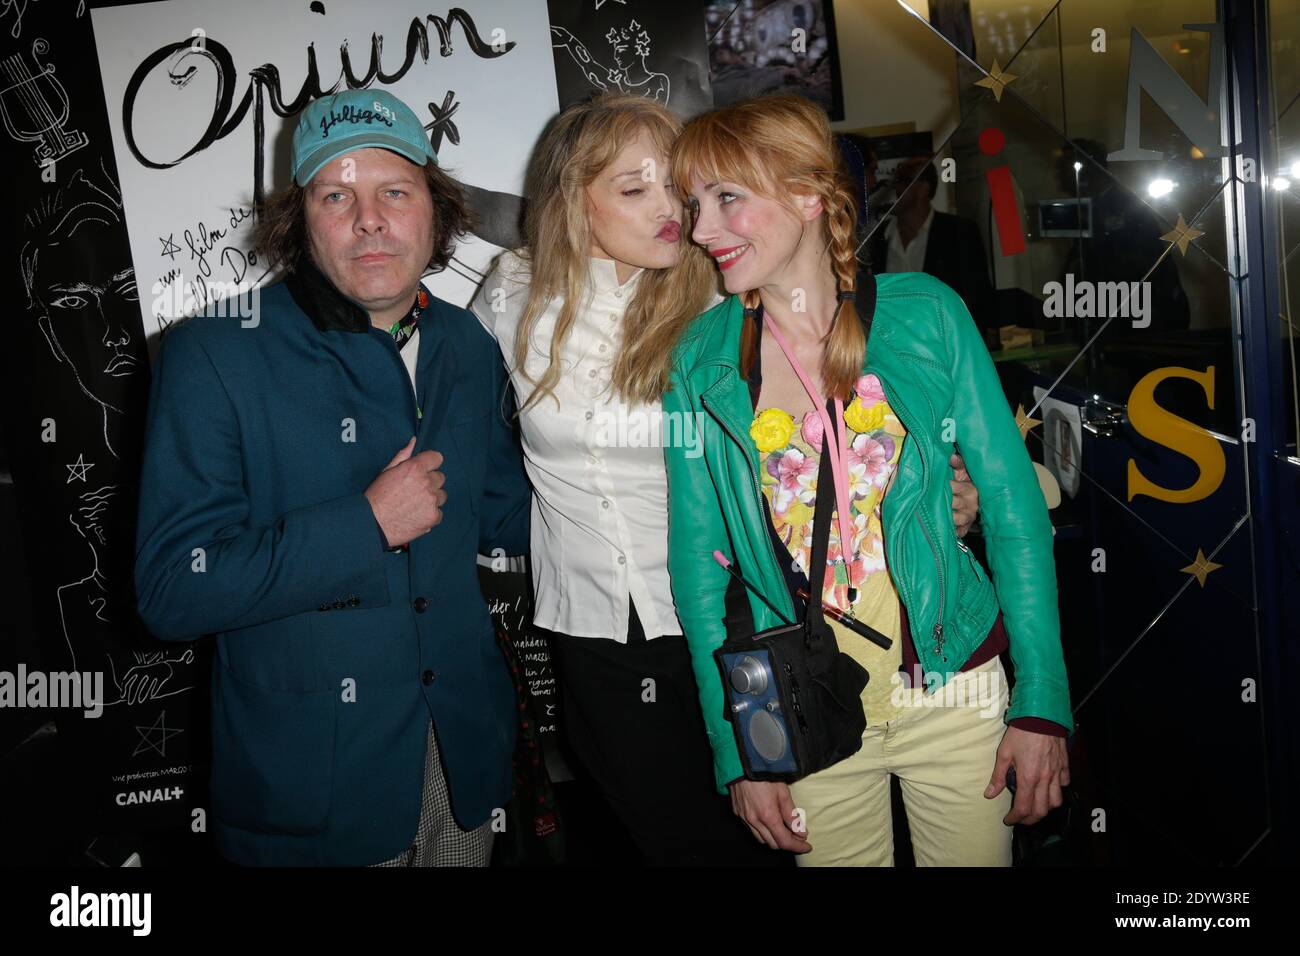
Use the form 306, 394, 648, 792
656, 221, 681, 242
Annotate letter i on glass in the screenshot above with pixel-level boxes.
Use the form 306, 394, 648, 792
979, 127, 1025, 256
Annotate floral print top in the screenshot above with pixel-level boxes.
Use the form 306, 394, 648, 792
750, 373, 907, 612
750, 373, 907, 723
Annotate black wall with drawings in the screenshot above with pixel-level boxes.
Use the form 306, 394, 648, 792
0, 0, 210, 861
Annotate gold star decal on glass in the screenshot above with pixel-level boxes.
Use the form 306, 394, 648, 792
975, 59, 1018, 102
1160, 215, 1205, 256
1014, 404, 1042, 441
1180, 548, 1223, 587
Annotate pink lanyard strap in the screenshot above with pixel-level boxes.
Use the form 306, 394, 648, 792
762, 315, 857, 571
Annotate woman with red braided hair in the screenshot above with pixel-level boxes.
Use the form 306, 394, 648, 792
662, 94, 1073, 866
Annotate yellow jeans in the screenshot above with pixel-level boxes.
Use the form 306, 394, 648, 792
788, 655, 1013, 866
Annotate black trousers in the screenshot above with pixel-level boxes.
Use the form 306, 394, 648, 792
539, 601, 791, 867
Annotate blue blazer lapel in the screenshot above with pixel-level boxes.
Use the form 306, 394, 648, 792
413, 301, 451, 450
409, 297, 475, 577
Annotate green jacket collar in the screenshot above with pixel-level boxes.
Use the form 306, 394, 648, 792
678, 264, 887, 388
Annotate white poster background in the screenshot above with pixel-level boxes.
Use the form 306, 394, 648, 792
90, 1, 558, 350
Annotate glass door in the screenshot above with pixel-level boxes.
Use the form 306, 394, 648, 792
871, 0, 1298, 864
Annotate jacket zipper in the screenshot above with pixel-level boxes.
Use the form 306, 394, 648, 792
700, 392, 797, 623
914, 512, 946, 662
868, 368, 947, 664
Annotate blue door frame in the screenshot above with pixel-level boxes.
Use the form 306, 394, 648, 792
1224, 0, 1299, 863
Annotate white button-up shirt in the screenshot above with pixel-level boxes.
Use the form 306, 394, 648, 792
399, 329, 419, 390
472, 251, 720, 642
884, 206, 935, 274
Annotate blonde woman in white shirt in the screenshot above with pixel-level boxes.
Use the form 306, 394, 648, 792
471, 93, 976, 865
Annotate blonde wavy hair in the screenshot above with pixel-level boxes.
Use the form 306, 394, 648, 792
669, 94, 865, 401
514, 93, 718, 411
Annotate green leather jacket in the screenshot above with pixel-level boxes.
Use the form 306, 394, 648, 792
663, 271, 1073, 791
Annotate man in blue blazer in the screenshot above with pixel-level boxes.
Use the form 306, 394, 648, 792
134, 89, 530, 866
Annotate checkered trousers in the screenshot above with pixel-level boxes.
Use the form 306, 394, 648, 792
370, 718, 494, 867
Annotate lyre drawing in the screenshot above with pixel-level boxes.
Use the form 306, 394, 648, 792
0, 38, 89, 167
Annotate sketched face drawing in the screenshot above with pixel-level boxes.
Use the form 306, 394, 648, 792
610, 36, 631, 70
21, 167, 142, 418
606, 22, 650, 72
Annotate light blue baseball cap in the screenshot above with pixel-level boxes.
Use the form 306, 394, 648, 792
291, 89, 438, 187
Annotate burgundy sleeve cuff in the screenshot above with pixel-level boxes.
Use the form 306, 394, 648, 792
1009, 716, 1070, 737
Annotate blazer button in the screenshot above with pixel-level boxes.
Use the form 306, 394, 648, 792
333, 599, 346, 609
413, 597, 429, 613
347, 595, 360, 607
318, 603, 330, 612
421, 669, 435, 686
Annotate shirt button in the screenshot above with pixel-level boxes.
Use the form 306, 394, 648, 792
585, 410, 593, 420
614, 289, 622, 298
599, 343, 608, 353
617, 555, 626, 565
601, 500, 610, 509
421, 669, 435, 686
588, 368, 597, 378
413, 597, 428, 613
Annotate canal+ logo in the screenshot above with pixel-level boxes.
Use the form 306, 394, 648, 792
114, 785, 184, 806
